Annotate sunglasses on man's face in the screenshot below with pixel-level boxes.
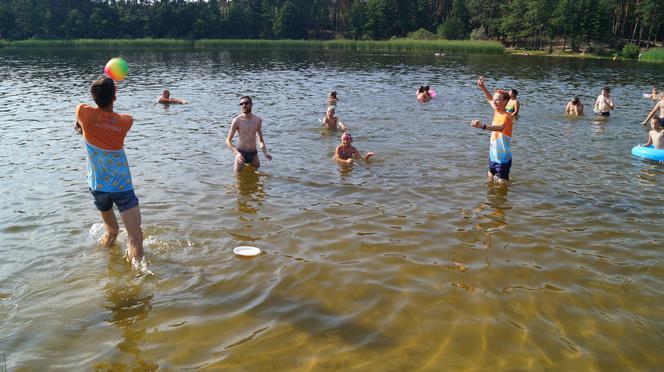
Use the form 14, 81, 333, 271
240, 101, 251, 106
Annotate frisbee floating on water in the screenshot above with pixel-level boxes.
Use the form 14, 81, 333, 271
233, 246, 261, 257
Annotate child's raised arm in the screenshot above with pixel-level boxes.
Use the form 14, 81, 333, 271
477, 77, 495, 109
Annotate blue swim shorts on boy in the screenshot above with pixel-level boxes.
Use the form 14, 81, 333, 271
90, 189, 139, 212
489, 160, 512, 180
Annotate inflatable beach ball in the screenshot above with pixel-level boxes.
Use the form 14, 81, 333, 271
104, 57, 128, 81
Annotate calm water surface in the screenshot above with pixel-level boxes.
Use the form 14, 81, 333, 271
1, 48, 663, 370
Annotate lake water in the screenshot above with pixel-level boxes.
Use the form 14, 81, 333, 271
1, 48, 663, 370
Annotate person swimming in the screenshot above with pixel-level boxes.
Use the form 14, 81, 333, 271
327, 91, 338, 107
417, 86, 431, 102
321, 106, 347, 132
334, 132, 374, 164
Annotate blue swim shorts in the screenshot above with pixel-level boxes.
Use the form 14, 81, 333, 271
90, 189, 139, 213
489, 160, 512, 181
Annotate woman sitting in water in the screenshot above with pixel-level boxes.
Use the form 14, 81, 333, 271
565, 97, 584, 116
322, 107, 347, 132
506, 89, 520, 116
334, 132, 374, 164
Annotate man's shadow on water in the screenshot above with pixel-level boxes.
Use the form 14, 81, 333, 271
97, 254, 157, 370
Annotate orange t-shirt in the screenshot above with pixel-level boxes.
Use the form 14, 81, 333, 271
489, 111, 513, 163
76, 104, 133, 150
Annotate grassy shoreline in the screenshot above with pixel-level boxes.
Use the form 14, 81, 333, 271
2, 38, 662, 62
0, 38, 504, 54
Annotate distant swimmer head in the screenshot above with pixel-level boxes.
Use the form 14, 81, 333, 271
418, 86, 425, 93
572, 97, 580, 105
424, 85, 430, 92
509, 89, 518, 98
329, 91, 337, 99
341, 132, 353, 143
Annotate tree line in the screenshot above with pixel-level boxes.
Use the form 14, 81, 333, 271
1, 0, 662, 51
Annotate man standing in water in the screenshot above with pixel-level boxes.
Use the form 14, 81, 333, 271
594, 86, 614, 116
226, 96, 272, 172
470, 76, 514, 185
75, 77, 144, 269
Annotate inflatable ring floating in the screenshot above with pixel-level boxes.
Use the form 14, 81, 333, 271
631, 145, 664, 161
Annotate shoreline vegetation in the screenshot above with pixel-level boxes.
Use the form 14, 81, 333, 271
0, 38, 504, 54
1, 38, 663, 62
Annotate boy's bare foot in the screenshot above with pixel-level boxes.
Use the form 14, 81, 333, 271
99, 229, 118, 247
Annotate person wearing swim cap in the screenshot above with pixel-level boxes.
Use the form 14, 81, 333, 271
226, 96, 272, 172
471, 76, 514, 185
334, 132, 374, 164
322, 106, 347, 132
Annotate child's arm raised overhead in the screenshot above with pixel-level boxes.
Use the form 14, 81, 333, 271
477, 76, 496, 109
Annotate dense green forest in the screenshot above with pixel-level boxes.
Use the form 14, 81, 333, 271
0, 0, 662, 52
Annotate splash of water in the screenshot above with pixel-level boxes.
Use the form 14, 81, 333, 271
90, 223, 153, 275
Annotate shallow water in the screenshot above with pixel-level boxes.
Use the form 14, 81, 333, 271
1, 48, 663, 370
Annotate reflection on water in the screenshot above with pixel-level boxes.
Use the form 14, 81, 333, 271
235, 168, 266, 215
98, 253, 156, 370
0, 48, 663, 370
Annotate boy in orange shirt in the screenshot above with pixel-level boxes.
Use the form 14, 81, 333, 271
75, 77, 144, 268
470, 76, 514, 185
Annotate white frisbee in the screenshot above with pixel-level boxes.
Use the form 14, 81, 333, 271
233, 246, 261, 257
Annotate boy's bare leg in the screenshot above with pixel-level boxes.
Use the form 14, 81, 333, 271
486, 172, 494, 182
100, 209, 119, 246
120, 205, 143, 262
